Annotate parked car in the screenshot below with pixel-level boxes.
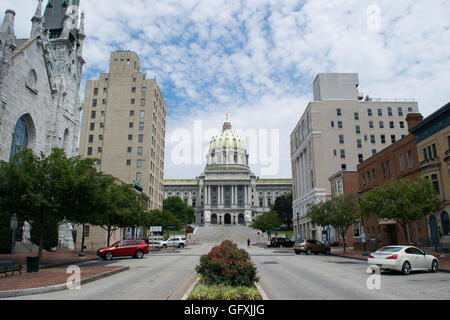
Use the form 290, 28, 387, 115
97, 239, 149, 260
161, 237, 187, 248
269, 237, 295, 248
367, 245, 439, 275
294, 239, 331, 255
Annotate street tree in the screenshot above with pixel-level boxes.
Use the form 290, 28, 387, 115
306, 195, 360, 253
272, 192, 293, 230
251, 210, 282, 240
163, 196, 196, 225
360, 178, 442, 244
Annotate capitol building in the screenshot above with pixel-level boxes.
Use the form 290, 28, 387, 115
164, 119, 292, 227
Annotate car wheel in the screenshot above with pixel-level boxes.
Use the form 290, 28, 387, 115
163, 244, 167, 249
402, 261, 411, 275
178, 244, 184, 248
324, 248, 331, 255
306, 248, 312, 255
431, 260, 439, 273
105, 252, 113, 261
294, 250, 301, 255
135, 250, 144, 259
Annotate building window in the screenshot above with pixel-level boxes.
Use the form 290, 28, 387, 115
129, 122, 133, 128
407, 150, 413, 168
131, 87, 136, 93
355, 125, 361, 134
369, 121, 374, 129
372, 149, 377, 156
368, 109, 373, 117
377, 108, 383, 116
354, 112, 359, 120
387, 161, 391, 176
338, 121, 343, 129
140, 110, 145, 119
90, 123, 95, 131
131, 99, 135, 105
353, 222, 360, 238
370, 135, 376, 144
127, 147, 132, 153
139, 122, 144, 131
381, 163, 386, 178
98, 147, 102, 153
357, 139, 362, 149
138, 135, 144, 143
399, 154, 405, 172
388, 107, 393, 116
138, 147, 143, 155
399, 121, 405, 128
358, 154, 364, 163
381, 135, 386, 144
379, 121, 384, 129
372, 169, 376, 184
130, 110, 134, 116
93, 88, 98, 96
331, 121, 335, 128
391, 135, 396, 143
87, 147, 92, 156
337, 108, 342, 116
340, 149, 346, 159
431, 174, 440, 195
128, 134, 133, 141
92, 99, 97, 107
339, 135, 344, 144
88, 135, 94, 143
126, 160, 131, 166
398, 107, 403, 117
136, 172, 142, 183
100, 122, 104, 128
99, 135, 103, 141
389, 121, 395, 128
333, 149, 337, 157
141, 99, 146, 106
137, 160, 142, 168
432, 144, 437, 158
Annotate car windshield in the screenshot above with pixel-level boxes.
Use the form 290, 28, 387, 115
111, 241, 121, 247
377, 247, 403, 253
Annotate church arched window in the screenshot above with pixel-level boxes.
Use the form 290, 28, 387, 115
10, 114, 35, 160
26, 70, 37, 92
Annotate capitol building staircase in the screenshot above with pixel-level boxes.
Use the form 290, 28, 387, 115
190, 226, 266, 245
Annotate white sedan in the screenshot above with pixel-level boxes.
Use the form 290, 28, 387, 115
368, 246, 439, 275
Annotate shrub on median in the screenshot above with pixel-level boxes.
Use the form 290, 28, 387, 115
195, 240, 258, 287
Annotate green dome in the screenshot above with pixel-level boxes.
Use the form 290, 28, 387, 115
210, 129, 245, 150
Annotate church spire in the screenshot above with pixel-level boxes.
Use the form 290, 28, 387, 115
1, 9, 16, 48
30, 0, 44, 38
77, 11, 85, 57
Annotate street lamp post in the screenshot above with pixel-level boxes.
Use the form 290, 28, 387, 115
10, 214, 18, 261
358, 191, 368, 256
79, 224, 86, 258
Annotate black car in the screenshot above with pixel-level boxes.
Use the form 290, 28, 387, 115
269, 237, 295, 248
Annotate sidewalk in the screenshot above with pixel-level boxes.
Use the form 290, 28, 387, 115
0, 249, 99, 269
331, 247, 450, 272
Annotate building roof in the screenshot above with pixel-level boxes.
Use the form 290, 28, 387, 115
409, 102, 450, 142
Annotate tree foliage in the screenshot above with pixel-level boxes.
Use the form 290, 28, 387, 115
163, 196, 195, 224
250, 210, 282, 239
306, 195, 360, 253
360, 178, 442, 244
271, 192, 293, 229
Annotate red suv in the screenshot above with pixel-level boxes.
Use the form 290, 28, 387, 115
97, 240, 149, 260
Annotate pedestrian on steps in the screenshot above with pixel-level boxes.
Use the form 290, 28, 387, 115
247, 238, 251, 247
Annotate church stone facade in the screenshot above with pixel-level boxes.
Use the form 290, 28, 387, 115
164, 120, 292, 227
0, 1, 86, 249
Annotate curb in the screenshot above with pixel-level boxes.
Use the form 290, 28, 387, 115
331, 253, 450, 273
39, 257, 100, 270
0, 266, 129, 299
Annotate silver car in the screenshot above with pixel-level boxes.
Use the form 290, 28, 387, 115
367, 246, 439, 275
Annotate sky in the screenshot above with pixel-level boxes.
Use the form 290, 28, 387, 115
2, 0, 449, 179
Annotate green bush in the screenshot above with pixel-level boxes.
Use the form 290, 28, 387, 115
189, 283, 261, 300
0, 213, 12, 254
195, 240, 258, 287
31, 220, 59, 251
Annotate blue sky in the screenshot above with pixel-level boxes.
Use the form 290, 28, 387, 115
2, 0, 450, 179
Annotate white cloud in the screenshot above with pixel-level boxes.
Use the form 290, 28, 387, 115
2, 0, 449, 180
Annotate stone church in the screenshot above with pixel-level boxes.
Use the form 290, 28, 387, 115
0, 0, 86, 249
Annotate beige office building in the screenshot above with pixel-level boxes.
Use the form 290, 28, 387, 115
290, 73, 419, 242
78, 51, 167, 248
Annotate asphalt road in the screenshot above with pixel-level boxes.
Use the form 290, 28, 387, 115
6, 244, 213, 300
6, 243, 450, 300
250, 246, 450, 300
